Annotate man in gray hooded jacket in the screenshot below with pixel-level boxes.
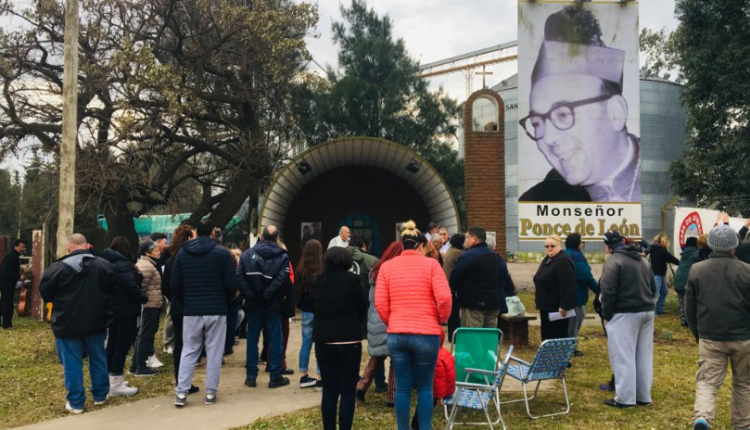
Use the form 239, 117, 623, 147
599, 230, 656, 409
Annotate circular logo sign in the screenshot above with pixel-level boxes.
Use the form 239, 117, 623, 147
679, 211, 703, 249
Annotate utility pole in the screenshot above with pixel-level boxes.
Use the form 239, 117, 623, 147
57, 0, 79, 258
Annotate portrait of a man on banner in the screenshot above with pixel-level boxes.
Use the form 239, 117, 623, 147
518, 5, 641, 203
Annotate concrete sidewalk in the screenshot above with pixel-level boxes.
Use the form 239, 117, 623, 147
13, 388, 320, 430
13, 320, 322, 430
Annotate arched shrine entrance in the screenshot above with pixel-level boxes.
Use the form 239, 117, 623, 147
258, 137, 461, 263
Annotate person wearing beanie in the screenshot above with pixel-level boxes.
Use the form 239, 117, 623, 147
599, 230, 656, 408
672, 237, 700, 327
686, 225, 750, 430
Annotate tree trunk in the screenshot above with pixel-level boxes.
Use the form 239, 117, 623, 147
210, 174, 259, 229
185, 182, 214, 227
104, 188, 139, 256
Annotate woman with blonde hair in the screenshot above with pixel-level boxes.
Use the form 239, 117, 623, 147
697, 233, 712, 261
648, 234, 680, 315
533, 235, 576, 341
375, 221, 452, 430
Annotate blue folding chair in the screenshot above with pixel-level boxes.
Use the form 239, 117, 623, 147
445, 345, 514, 430
501, 338, 577, 419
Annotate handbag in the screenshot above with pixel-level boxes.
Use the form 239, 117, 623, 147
505, 295, 526, 317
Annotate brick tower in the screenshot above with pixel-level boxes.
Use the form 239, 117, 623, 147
463, 89, 507, 256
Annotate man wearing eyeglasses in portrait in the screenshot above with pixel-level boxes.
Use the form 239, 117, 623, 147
518, 6, 641, 203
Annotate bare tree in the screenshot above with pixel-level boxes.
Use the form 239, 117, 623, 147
0, 0, 318, 246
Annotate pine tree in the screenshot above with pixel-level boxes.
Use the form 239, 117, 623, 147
293, 0, 464, 219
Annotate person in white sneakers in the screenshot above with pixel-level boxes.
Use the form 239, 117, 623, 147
101, 237, 147, 397
133, 240, 164, 376
40, 234, 118, 413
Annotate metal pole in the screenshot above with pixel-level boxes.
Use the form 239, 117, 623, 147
57, 0, 79, 258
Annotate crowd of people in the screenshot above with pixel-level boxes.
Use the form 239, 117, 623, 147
2, 214, 749, 430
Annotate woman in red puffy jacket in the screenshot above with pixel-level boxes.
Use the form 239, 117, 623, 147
375, 220, 452, 430
411, 330, 456, 430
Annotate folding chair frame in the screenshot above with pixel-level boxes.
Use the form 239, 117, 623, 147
500, 339, 575, 420
444, 328, 504, 427
444, 346, 514, 430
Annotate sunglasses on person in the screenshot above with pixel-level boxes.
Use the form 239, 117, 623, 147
544, 244, 557, 249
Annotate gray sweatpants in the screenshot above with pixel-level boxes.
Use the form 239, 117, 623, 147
606, 311, 654, 405
567, 305, 586, 338
177, 315, 227, 396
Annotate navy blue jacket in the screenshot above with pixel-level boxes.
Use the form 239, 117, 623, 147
449, 243, 508, 313
565, 248, 600, 307
171, 237, 238, 316
238, 240, 290, 312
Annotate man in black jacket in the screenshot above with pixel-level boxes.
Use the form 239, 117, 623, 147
40, 234, 118, 414
171, 219, 238, 407
0, 238, 26, 329
449, 227, 508, 328
238, 225, 291, 389
599, 231, 656, 409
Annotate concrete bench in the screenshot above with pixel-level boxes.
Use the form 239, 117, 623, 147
499, 314, 537, 347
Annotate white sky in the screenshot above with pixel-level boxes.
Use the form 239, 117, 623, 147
1, 0, 679, 172
307, 0, 679, 101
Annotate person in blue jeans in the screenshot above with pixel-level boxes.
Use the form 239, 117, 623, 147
648, 234, 680, 315
238, 225, 291, 389
374, 221, 452, 430
40, 233, 118, 414
295, 239, 323, 388
388, 335, 441, 427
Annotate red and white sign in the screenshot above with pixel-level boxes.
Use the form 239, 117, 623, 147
672, 207, 745, 256
678, 211, 703, 249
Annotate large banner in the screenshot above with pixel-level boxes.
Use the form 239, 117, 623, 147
517, 1, 641, 240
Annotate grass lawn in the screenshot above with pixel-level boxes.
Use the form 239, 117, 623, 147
0, 292, 737, 430
0, 318, 175, 429
245, 292, 736, 430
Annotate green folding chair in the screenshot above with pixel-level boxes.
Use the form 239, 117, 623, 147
444, 328, 503, 424
452, 328, 503, 384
